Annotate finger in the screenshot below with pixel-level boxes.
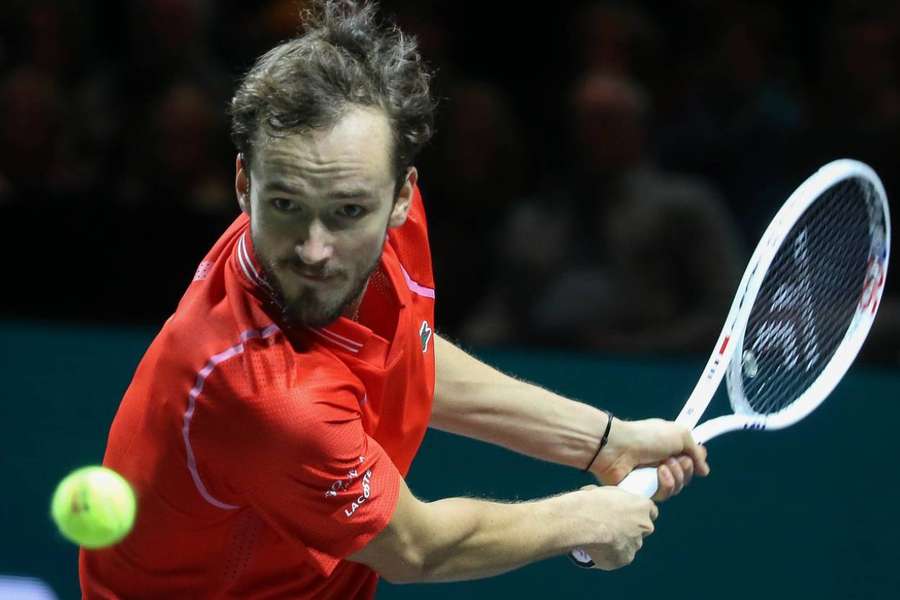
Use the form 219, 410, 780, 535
665, 457, 685, 495
682, 430, 711, 476
648, 500, 659, 521
678, 455, 694, 486
698, 444, 710, 475
653, 464, 675, 501
642, 514, 655, 537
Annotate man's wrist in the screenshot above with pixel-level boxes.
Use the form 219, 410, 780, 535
589, 417, 642, 482
583, 410, 614, 472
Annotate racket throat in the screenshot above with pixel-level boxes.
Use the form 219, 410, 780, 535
692, 415, 766, 445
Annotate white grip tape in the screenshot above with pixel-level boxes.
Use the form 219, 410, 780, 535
569, 467, 658, 568
616, 467, 659, 497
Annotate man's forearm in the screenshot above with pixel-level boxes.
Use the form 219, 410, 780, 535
432, 335, 609, 471
350, 477, 655, 582
409, 494, 578, 582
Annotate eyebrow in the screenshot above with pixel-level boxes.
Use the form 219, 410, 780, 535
261, 181, 303, 196
329, 188, 373, 200
262, 181, 374, 200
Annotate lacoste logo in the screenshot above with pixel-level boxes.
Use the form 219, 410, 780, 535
419, 320, 433, 353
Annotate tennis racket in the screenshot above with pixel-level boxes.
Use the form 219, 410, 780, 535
571, 158, 891, 569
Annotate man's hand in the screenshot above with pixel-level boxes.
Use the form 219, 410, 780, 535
570, 484, 658, 570
589, 418, 710, 502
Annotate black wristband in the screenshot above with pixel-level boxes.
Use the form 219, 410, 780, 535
583, 410, 613, 473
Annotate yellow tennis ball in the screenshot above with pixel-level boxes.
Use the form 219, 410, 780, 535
50, 466, 136, 549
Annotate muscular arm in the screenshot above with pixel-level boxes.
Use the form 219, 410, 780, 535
431, 334, 608, 471
348, 477, 656, 583
431, 335, 709, 489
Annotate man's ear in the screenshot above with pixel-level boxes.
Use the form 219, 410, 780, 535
390, 167, 417, 228
235, 153, 250, 215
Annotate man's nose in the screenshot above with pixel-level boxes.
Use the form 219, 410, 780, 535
295, 220, 334, 265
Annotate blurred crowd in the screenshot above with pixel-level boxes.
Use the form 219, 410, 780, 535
1, 0, 898, 363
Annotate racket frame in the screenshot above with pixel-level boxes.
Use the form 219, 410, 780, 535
685, 159, 890, 440
570, 159, 891, 568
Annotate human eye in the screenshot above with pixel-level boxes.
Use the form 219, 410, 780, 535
337, 204, 367, 219
271, 198, 298, 213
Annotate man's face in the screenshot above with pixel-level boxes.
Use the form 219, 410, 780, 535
236, 106, 412, 327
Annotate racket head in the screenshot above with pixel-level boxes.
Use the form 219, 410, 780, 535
570, 160, 890, 571
723, 159, 890, 429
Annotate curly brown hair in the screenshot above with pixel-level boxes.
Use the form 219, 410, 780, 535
229, 0, 436, 191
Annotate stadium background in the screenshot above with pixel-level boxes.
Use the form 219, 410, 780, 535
1, 1, 898, 598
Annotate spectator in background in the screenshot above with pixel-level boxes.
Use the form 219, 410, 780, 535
82, 0, 232, 184
424, 80, 529, 334
570, 1, 663, 83
0, 0, 101, 201
796, 0, 900, 197
106, 81, 236, 322
117, 82, 233, 216
815, 0, 900, 131
535, 0, 664, 176
0, 64, 115, 320
463, 72, 744, 354
121, 0, 230, 103
0, 67, 64, 204
653, 1, 806, 242
801, 0, 900, 364
0, 0, 894, 365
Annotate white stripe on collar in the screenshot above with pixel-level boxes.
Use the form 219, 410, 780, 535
237, 234, 268, 289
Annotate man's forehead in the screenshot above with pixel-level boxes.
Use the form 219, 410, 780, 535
253, 142, 389, 190
252, 106, 393, 172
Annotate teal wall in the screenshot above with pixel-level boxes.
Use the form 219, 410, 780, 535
2, 321, 898, 599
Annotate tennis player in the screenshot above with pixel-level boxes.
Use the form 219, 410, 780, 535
80, 1, 708, 597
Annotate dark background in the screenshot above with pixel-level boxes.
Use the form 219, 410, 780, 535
0, 0, 898, 359
1, 1, 899, 598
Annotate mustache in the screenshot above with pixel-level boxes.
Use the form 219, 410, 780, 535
284, 261, 340, 279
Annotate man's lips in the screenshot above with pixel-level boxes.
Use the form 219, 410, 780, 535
287, 264, 338, 282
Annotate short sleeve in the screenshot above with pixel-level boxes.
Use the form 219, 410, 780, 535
191, 346, 402, 577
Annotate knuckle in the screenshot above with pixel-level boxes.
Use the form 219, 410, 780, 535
609, 467, 629, 482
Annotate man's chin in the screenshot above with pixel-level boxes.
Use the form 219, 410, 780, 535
281, 304, 343, 328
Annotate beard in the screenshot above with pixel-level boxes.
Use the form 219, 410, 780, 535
253, 236, 385, 329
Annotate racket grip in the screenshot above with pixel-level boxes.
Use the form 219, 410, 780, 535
569, 467, 659, 569
617, 467, 659, 497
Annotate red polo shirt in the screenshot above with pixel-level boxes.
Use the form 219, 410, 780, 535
80, 187, 436, 599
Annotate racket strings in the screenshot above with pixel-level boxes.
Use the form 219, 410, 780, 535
736, 177, 876, 417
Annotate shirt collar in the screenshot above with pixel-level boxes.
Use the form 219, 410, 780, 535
234, 232, 272, 293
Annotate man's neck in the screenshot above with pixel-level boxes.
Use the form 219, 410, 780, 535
343, 280, 370, 322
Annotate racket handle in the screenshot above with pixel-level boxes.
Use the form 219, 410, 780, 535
617, 467, 659, 497
569, 467, 659, 569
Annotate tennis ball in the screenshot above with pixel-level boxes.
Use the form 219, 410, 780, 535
50, 466, 136, 549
